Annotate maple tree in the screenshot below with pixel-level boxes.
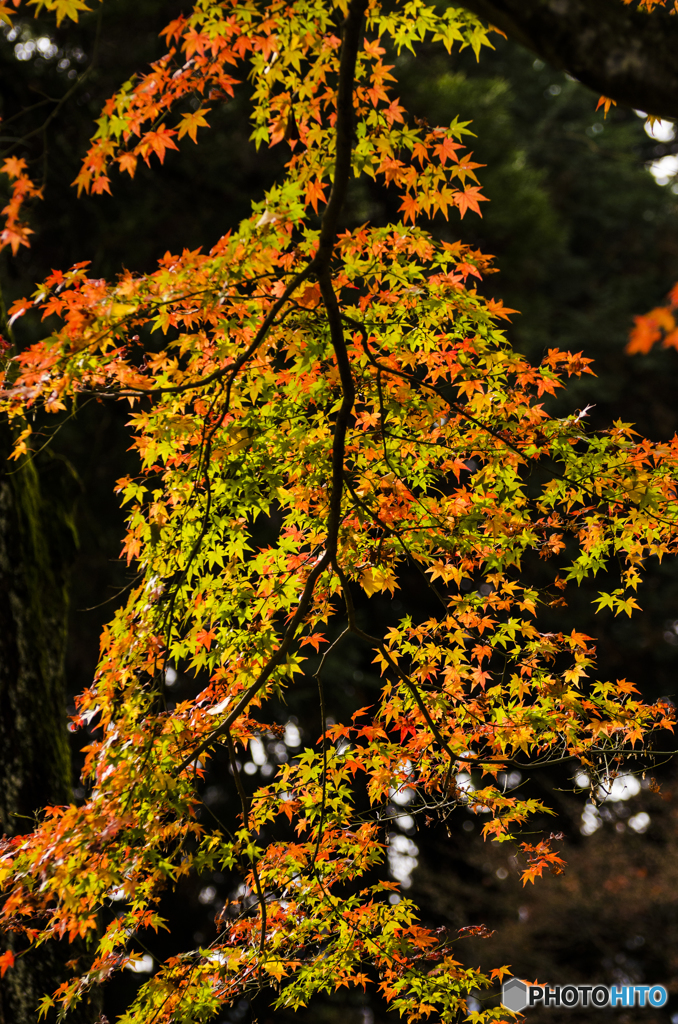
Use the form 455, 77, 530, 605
1, 0, 678, 1021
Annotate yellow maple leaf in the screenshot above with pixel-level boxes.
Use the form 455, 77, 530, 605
27, 0, 93, 25
263, 958, 287, 981
177, 109, 211, 143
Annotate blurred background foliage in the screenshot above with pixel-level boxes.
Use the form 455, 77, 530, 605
2, 3, 678, 1021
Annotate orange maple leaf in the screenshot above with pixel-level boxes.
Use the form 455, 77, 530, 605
118, 152, 138, 178
1, 156, 27, 180
195, 627, 217, 651
454, 186, 488, 219
0, 951, 15, 977
596, 95, 617, 118
299, 631, 325, 651
399, 193, 419, 224
137, 125, 179, 166
434, 136, 462, 166
305, 178, 327, 213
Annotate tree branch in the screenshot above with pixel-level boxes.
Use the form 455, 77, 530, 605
456, 0, 678, 119
174, 0, 367, 776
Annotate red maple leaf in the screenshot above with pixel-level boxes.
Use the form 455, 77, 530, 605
195, 627, 217, 651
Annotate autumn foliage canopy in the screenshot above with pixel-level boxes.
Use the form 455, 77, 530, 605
1, 0, 678, 1021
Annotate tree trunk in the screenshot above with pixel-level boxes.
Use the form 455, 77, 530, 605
0, 423, 101, 1022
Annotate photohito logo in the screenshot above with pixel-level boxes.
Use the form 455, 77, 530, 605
501, 979, 668, 1012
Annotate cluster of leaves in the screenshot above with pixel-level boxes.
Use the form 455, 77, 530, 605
0, 0, 678, 1022
623, 0, 678, 11
0, 154, 42, 255
627, 281, 678, 354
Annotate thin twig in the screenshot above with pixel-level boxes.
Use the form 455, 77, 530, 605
225, 727, 267, 961
312, 628, 350, 866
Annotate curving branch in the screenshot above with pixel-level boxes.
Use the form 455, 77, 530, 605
455, 0, 678, 119
174, 0, 367, 777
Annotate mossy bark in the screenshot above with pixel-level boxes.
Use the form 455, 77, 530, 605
0, 423, 101, 1022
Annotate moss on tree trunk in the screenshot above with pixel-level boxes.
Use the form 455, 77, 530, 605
0, 422, 101, 1022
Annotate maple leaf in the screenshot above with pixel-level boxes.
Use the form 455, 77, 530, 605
1, 156, 27, 180
118, 152, 138, 178
1, 225, 33, 255
194, 627, 217, 651
299, 632, 325, 652
596, 95, 617, 118
137, 125, 179, 166
90, 176, 112, 196
434, 136, 462, 165
484, 297, 519, 320
71, 167, 92, 196
177, 108, 211, 144
305, 178, 327, 213
263, 958, 287, 981
27, 0, 92, 25
400, 193, 419, 224
454, 185, 488, 218
0, 950, 14, 977
520, 865, 542, 886
297, 283, 321, 308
